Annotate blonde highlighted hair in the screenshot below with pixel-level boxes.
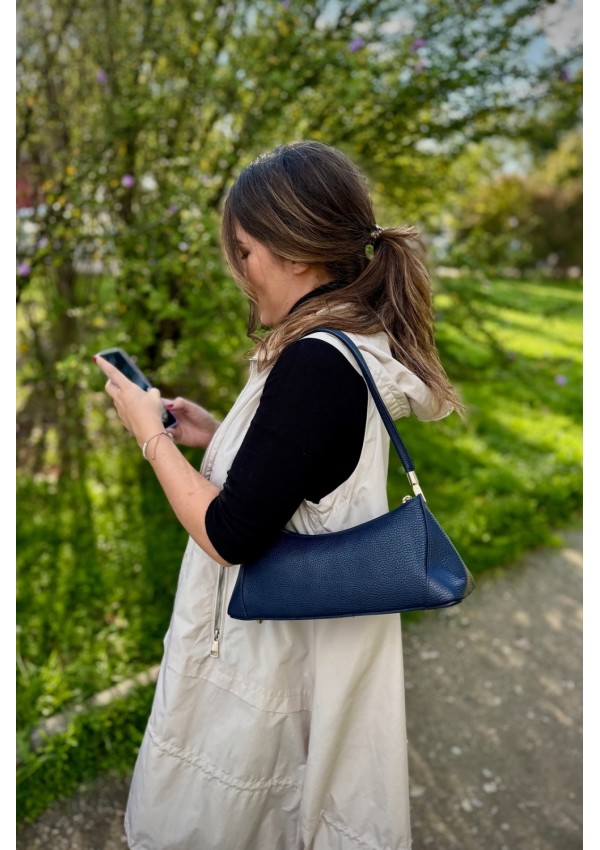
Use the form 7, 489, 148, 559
221, 141, 462, 416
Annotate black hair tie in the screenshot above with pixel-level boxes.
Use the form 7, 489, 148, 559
368, 225, 383, 247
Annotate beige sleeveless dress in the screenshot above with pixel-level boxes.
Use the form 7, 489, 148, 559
125, 326, 447, 850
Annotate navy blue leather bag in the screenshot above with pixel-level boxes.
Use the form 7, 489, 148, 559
227, 327, 474, 621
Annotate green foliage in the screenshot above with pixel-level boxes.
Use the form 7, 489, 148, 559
17, 450, 190, 732
17, 684, 154, 823
16, 0, 581, 470
444, 129, 582, 272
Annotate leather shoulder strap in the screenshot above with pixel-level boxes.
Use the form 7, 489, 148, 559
301, 327, 416, 474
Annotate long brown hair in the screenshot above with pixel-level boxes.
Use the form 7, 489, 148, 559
221, 140, 462, 415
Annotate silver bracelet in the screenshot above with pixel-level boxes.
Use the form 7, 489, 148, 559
142, 430, 174, 461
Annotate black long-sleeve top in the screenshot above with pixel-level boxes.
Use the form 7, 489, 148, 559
204, 282, 369, 565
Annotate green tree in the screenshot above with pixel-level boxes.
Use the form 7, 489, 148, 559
444, 128, 582, 271
17, 0, 580, 474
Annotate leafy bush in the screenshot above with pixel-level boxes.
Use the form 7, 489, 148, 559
17, 684, 154, 823
446, 132, 582, 273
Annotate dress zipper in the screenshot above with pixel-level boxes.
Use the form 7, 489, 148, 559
208, 359, 258, 658
210, 565, 227, 658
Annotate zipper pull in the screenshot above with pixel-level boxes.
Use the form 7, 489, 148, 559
210, 629, 220, 658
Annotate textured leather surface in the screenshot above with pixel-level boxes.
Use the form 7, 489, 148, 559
227, 329, 474, 622
228, 496, 474, 620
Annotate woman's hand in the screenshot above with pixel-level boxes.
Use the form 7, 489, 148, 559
163, 397, 221, 449
94, 355, 165, 446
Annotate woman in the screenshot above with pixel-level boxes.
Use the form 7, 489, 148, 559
95, 141, 462, 850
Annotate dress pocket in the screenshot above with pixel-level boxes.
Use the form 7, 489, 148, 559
149, 659, 310, 789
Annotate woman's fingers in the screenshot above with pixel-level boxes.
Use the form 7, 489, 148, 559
94, 354, 124, 387
104, 378, 119, 399
94, 355, 166, 441
165, 396, 187, 413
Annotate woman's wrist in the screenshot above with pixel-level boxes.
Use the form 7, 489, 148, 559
142, 429, 175, 461
135, 418, 170, 449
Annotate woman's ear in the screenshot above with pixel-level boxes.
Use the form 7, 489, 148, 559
289, 260, 311, 276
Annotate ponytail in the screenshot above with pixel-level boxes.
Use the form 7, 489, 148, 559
359, 226, 464, 415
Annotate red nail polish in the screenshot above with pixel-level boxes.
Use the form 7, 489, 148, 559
165, 402, 174, 409
92, 355, 97, 362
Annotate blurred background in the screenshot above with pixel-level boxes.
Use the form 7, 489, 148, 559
16, 0, 582, 825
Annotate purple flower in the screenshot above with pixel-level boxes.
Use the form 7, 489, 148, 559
348, 37, 365, 53
167, 204, 180, 215
280, 0, 289, 6
36, 237, 49, 249
95, 69, 109, 85
18, 262, 31, 277
121, 174, 135, 189
560, 67, 570, 82
554, 374, 567, 386
412, 38, 427, 50
414, 60, 425, 73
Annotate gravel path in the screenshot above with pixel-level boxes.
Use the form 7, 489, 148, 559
16, 527, 583, 850
404, 527, 582, 850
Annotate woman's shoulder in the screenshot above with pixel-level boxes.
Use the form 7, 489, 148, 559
291, 328, 392, 373
294, 329, 439, 422
270, 334, 367, 384
298, 327, 390, 351
260, 335, 368, 415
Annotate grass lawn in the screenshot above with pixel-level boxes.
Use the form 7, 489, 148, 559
391, 275, 582, 574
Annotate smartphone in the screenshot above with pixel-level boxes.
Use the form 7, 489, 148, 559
96, 347, 178, 429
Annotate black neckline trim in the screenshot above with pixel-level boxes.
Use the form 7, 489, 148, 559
287, 279, 350, 317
